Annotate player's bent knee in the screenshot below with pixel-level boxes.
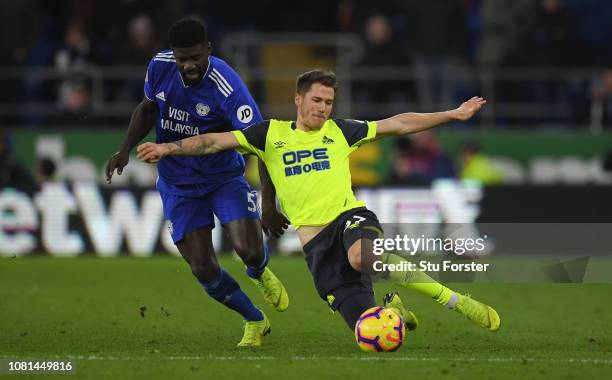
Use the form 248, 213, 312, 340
233, 242, 262, 267
347, 245, 362, 272
191, 262, 220, 283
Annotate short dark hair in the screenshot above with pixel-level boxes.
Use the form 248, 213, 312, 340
169, 17, 208, 48
296, 69, 337, 95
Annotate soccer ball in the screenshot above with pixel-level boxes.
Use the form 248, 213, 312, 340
354, 306, 405, 352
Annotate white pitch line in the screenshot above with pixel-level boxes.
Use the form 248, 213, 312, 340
2, 355, 611, 365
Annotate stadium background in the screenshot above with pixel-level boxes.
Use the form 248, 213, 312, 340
1, 1, 612, 378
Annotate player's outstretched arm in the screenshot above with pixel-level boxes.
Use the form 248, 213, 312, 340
375, 97, 486, 138
105, 98, 158, 183
136, 132, 239, 163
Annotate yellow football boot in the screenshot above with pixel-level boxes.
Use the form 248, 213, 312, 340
250, 267, 289, 312
455, 293, 501, 331
383, 292, 419, 331
237, 312, 271, 347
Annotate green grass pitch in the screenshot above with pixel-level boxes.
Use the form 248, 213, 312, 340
1, 255, 611, 379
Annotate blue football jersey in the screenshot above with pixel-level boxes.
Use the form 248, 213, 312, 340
144, 50, 263, 194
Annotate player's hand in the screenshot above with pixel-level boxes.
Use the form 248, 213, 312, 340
261, 205, 290, 238
452, 96, 487, 121
137, 142, 168, 164
105, 150, 130, 184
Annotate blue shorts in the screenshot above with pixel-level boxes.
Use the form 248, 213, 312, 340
159, 177, 260, 243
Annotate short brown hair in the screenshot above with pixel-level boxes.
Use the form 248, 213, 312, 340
296, 69, 337, 95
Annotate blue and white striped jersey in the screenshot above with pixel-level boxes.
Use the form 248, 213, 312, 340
144, 50, 263, 194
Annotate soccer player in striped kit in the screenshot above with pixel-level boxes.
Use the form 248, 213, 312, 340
136, 68, 501, 337
106, 18, 288, 347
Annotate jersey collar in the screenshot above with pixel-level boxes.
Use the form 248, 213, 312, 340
178, 56, 212, 88
292, 119, 330, 134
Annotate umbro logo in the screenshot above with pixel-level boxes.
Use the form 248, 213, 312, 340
322, 136, 335, 144
156, 91, 166, 101
274, 141, 286, 149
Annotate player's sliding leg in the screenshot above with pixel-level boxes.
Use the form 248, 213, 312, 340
302, 209, 418, 333
349, 238, 500, 331
378, 252, 500, 331
337, 211, 418, 331
176, 228, 270, 347
343, 242, 419, 331
335, 291, 376, 329
226, 218, 289, 312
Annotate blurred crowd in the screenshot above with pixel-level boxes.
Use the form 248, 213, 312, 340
388, 132, 504, 187
0, 126, 503, 191
353, 0, 612, 126
0, 0, 611, 128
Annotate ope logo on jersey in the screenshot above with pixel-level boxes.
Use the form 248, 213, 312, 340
282, 148, 331, 177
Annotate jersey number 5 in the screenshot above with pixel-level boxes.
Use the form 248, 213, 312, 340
247, 191, 258, 213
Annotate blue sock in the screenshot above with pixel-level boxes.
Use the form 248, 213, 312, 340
246, 241, 269, 279
200, 269, 264, 321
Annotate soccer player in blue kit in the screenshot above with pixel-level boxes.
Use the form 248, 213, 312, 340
105, 18, 289, 347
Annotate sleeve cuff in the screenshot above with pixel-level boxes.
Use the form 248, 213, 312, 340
230, 131, 252, 155
367, 121, 377, 140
